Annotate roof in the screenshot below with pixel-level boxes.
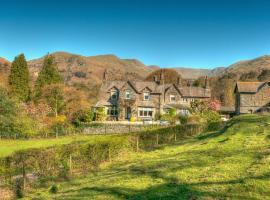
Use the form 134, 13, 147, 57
178, 86, 211, 98
98, 81, 211, 98
235, 82, 265, 93
94, 100, 113, 107
100, 80, 163, 94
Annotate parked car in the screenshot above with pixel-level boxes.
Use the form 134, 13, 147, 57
159, 120, 170, 126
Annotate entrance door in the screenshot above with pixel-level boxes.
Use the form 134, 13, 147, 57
125, 107, 131, 120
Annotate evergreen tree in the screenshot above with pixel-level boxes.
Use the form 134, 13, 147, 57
8, 54, 30, 101
35, 55, 62, 98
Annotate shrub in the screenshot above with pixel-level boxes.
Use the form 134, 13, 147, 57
179, 115, 188, 125
72, 109, 94, 126
49, 184, 59, 194
187, 115, 204, 124
130, 116, 136, 122
95, 107, 107, 121
201, 110, 221, 124
50, 116, 74, 137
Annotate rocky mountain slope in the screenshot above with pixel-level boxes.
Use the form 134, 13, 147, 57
226, 55, 270, 74
28, 52, 154, 86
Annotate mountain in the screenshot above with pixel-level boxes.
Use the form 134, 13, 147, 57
226, 55, 270, 75
28, 52, 154, 85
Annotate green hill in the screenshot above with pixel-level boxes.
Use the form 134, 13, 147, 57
26, 114, 270, 199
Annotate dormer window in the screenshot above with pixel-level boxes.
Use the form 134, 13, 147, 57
144, 92, 150, 101
170, 95, 176, 102
111, 90, 118, 100
125, 90, 131, 99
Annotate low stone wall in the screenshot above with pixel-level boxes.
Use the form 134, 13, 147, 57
83, 124, 164, 134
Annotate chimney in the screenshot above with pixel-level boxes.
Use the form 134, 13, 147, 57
177, 77, 180, 86
204, 76, 209, 89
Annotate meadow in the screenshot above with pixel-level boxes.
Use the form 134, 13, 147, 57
22, 114, 270, 200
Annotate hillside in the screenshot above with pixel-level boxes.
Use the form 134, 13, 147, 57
25, 114, 270, 199
226, 55, 270, 75
28, 52, 154, 85
173, 67, 226, 79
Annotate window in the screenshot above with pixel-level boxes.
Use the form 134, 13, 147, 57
143, 92, 150, 101
107, 106, 118, 116
111, 90, 118, 100
125, 90, 131, 99
170, 95, 176, 102
182, 98, 188, 102
138, 107, 153, 117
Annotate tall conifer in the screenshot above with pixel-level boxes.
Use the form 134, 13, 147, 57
35, 55, 62, 98
8, 54, 30, 101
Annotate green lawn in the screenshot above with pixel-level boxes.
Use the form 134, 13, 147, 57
23, 114, 270, 200
0, 135, 105, 158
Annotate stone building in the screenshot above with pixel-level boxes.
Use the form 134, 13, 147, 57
234, 81, 270, 114
94, 76, 211, 121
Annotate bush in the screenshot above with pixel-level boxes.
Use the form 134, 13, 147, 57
201, 110, 221, 124
50, 116, 74, 137
179, 115, 188, 125
130, 116, 136, 122
187, 115, 204, 124
72, 109, 94, 127
49, 184, 59, 194
95, 107, 107, 121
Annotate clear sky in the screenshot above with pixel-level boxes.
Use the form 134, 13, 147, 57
1, 0, 270, 69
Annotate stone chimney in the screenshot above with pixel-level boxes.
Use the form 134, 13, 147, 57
177, 77, 180, 86
204, 76, 209, 89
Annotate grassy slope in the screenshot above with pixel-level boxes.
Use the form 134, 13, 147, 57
26, 115, 270, 199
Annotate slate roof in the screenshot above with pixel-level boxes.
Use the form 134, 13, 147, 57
95, 81, 211, 107
178, 86, 211, 98
235, 82, 265, 93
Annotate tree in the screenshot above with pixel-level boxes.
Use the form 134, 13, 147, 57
0, 88, 38, 138
8, 54, 30, 101
41, 84, 65, 117
35, 55, 62, 98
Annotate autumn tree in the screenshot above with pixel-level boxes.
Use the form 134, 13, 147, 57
41, 84, 65, 117
35, 55, 62, 98
145, 69, 183, 85
8, 54, 30, 101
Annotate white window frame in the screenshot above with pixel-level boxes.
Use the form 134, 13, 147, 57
170, 95, 176, 102
125, 90, 131, 99
143, 92, 150, 101
138, 107, 153, 118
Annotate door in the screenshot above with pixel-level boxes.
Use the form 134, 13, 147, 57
125, 107, 131, 120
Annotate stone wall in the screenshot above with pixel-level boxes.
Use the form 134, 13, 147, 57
83, 124, 164, 135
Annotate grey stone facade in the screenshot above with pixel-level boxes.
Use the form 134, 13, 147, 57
94, 79, 211, 121
235, 82, 270, 114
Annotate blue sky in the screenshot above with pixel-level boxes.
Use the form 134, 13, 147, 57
1, 0, 270, 69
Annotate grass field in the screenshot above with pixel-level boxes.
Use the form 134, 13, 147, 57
22, 114, 270, 200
